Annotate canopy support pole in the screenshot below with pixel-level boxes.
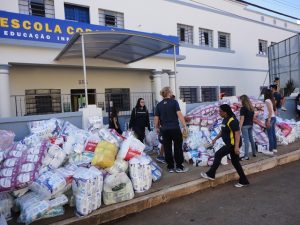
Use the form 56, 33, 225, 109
81, 34, 88, 106
173, 45, 177, 97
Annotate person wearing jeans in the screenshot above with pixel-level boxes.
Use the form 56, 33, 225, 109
239, 95, 256, 160
201, 104, 249, 188
263, 89, 277, 156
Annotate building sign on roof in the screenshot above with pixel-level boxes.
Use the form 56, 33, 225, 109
0, 10, 178, 54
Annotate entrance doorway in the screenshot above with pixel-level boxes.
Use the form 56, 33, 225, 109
70, 89, 96, 111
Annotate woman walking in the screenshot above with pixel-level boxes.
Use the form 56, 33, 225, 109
201, 104, 249, 187
263, 89, 277, 156
129, 98, 151, 143
239, 95, 256, 160
154, 87, 188, 173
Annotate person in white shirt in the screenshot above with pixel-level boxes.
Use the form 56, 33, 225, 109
263, 89, 277, 156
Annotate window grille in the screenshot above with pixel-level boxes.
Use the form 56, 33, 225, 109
99, 9, 124, 28
19, 0, 55, 18
259, 39, 268, 55
220, 86, 235, 98
177, 24, 193, 44
180, 87, 198, 103
65, 4, 90, 23
201, 86, 218, 102
105, 88, 130, 112
218, 32, 230, 49
25, 89, 61, 115
199, 28, 213, 47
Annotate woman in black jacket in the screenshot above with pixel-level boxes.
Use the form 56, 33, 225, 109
129, 98, 151, 142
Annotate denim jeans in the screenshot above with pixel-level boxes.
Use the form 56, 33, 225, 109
266, 117, 277, 151
241, 125, 256, 157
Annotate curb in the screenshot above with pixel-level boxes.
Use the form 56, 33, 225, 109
53, 149, 300, 225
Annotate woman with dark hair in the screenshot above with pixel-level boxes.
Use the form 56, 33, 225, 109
201, 104, 249, 188
239, 95, 256, 160
109, 107, 122, 135
263, 89, 277, 156
154, 87, 188, 173
129, 98, 151, 142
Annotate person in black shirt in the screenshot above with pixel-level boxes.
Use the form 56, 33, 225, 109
129, 98, 151, 142
109, 107, 122, 135
154, 87, 188, 173
239, 95, 256, 160
201, 104, 249, 187
297, 93, 300, 119
270, 84, 282, 115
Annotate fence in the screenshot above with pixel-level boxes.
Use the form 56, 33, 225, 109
10, 92, 155, 117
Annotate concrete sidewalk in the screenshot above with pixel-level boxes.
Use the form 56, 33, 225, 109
42, 140, 300, 225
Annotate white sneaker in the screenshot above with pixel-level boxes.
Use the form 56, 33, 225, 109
273, 149, 278, 153
281, 107, 287, 111
234, 183, 249, 188
200, 172, 215, 180
262, 150, 274, 156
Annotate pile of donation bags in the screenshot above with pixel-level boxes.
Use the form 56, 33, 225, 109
0, 118, 162, 224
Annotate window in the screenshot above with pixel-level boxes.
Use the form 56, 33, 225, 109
220, 86, 235, 98
19, 0, 55, 18
105, 88, 130, 111
25, 89, 61, 115
201, 87, 218, 102
218, 32, 230, 49
180, 87, 199, 103
199, 28, 213, 47
65, 4, 90, 23
177, 24, 193, 44
30, 0, 45, 16
258, 39, 268, 55
99, 9, 124, 28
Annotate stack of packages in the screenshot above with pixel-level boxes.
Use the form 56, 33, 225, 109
0, 116, 163, 224
184, 97, 300, 166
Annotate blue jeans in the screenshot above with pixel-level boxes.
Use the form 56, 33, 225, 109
266, 117, 277, 151
241, 125, 256, 157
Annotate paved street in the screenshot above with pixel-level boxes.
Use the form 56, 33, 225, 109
105, 160, 300, 225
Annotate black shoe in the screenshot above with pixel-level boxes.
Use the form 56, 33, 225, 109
252, 154, 256, 157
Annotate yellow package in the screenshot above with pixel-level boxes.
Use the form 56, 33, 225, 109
92, 141, 118, 168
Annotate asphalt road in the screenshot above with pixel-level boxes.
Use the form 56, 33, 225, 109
105, 160, 300, 225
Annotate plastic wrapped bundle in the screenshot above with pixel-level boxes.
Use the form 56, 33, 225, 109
129, 155, 152, 193
145, 130, 159, 147
42, 144, 66, 170
91, 141, 118, 168
105, 158, 128, 174
103, 172, 134, 205
0, 130, 15, 151
72, 167, 103, 216
118, 136, 145, 161
144, 155, 162, 182
0, 141, 48, 192
18, 200, 50, 224
30, 170, 67, 199
0, 193, 13, 220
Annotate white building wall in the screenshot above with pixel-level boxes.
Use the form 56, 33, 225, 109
1, 0, 300, 116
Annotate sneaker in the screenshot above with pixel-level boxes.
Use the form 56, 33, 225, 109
273, 149, 278, 153
234, 183, 249, 188
175, 166, 189, 173
262, 150, 274, 156
168, 168, 175, 173
241, 156, 249, 161
200, 172, 215, 180
252, 154, 257, 157
156, 156, 166, 164
281, 107, 287, 111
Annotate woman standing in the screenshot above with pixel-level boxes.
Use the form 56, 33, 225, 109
201, 104, 249, 187
129, 98, 151, 142
239, 95, 256, 160
263, 89, 277, 156
109, 107, 122, 135
154, 87, 188, 173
